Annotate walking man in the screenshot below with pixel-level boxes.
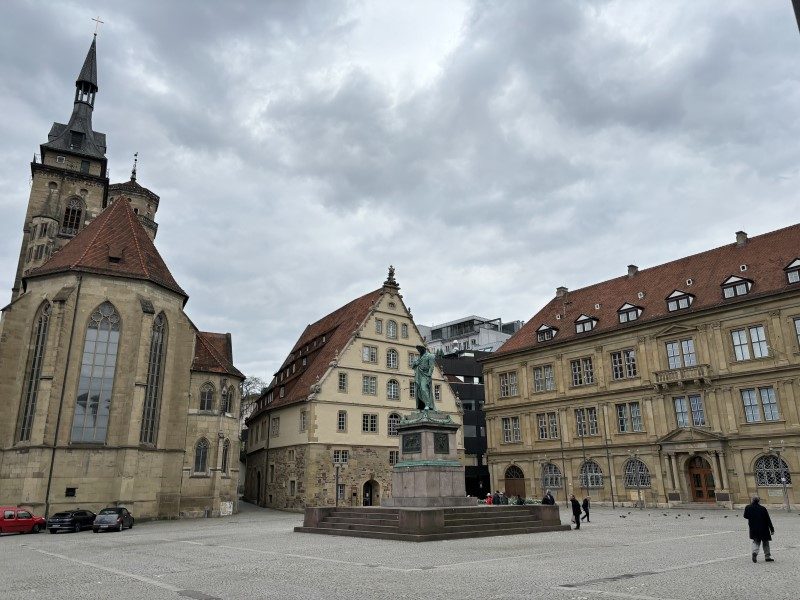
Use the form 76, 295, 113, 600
744, 496, 775, 563
581, 496, 590, 522
570, 494, 582, 530
542, 489, 555, 505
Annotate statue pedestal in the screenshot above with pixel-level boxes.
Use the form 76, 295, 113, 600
382, 410, 476, 508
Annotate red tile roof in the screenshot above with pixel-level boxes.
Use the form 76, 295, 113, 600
495, 224, 800, 357
192, 331, 244, 379
26, 198, 186, 299
248, 288, 383, 421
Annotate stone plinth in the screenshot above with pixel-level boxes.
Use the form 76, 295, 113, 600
382, 410, 476, 508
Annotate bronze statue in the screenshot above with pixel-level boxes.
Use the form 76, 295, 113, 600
412, 344, 435, 410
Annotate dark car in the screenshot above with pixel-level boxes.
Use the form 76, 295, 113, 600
0, 506, 46, 535
92, 507, 134, 532
47, 509, 96, 533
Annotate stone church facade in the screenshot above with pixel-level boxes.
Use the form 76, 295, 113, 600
483, 226, 800, 509
244, 270, 463, 510
0, 37, 244, 519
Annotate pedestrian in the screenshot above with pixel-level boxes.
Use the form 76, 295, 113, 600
581, 497, 590, 522
515, 495, 525, 506
492, 490, 500, 505
542, 489, 555, 505
570, 494, 582, 530
500, 492, 509, 505
485, 493, 493, 505
743, 496, 775, 563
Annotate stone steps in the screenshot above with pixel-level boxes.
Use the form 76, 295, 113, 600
324, 517, 400, 527
294, 523, 569, 542
444, 515, 541, 526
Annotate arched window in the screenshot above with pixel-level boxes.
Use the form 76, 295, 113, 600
71, 302, 120, 443
194, 438, 209, 473
17, 302, 51, 442
401, 323, 408, 338
505, 465, 525, 479
61, 198, 83, 236
387, 379, 400, 400
542, 463, 562, 489
386, 349, 398, 369
226, 386, 236, 414
388, 413, 401, 436
580, 460, 604, 488
200, 383, 214, 411
387, 320, 398, 339
140, 313, 167, 444
624, 458, 652, 488
755, 455, 792, 487
221, 439, 230, 473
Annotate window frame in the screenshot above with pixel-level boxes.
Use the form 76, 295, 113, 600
140, 312, 167, 445
721, 276, 752, 299
338, 372, 347, 393
362, 375, 377, 396
498, 371, 519, 398
388, 412, 401, 436
362, 413, 378, 434
337, 410, 347, 432
570, 357, 595, 387
17, 302, 51, 442
536, 411, 559, 440
610, 348, 637, 380
666, 291, 694, 312
193, 438, 209, 474
575, 407, 599, 437
386, 348, 399, 369
536, 325, 557, 342
575, 315, 597, 334
387, 320, 398, 339
387, 379, 400, 400
533, 364, 555, 392
580, 460, 604, 489
740, 386, 780, 423
665, 338, 697, 369
362, 345, 378, 363
730, 324, 769, 361
501, 416, 522, 443
617, 303, 642, 323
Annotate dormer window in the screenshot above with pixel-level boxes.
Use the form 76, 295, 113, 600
537, 325, 557, 342
667, 290, 694, 312
785, 259, 800, 284
575, 315, 597, 334
618, 303, 642, 323
721, 276, 752, 299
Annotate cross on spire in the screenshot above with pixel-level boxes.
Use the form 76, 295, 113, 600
131, 152, 138, 181
92, 16, 104, 36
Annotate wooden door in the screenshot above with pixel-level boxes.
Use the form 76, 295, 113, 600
687, 456, 715, 502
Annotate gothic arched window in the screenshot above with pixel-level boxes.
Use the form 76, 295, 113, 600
624, 458, 652, 488
221, 439, 230, 473
580, 460, 604, 488
140, 313, 167, 445
387, 320, 398, 339
542, 463, 562, 489
61, 198, 83, 236
17, 302, 51, 442
221, 386, 230, 414
71, 302, 121, 443
200, 383, 214, 411
387, 379, 400, 400
194, 438, 209, 473
388, 413, 401, 436
755, 455, 792, 487
386, 348, 398, 369
505, 465, 525, 479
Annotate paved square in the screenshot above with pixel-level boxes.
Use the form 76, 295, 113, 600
2, 503, 798, 600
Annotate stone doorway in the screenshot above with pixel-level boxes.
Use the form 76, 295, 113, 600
363, 480, 379, 506
503, 465, 526, 498
687, 456, 715, 502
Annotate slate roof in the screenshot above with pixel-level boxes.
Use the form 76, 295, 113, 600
109, 177, 160, 204
192, 331, 244, 379
26, 198, 186, 299
76, 36, 98, 91
494, 224, 800, 357
248, 288, 384, 421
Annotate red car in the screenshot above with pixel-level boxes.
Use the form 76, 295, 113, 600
0, 506, 46, 535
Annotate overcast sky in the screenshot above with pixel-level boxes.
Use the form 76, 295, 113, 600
1, 1, 798, 381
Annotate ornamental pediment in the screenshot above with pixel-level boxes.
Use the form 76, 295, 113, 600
653, 324, 698, 338
657, 427, 726, 445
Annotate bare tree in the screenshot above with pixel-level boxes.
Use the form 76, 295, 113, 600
240, 376, 267, 423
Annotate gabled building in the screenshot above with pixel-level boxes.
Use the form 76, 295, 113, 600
483, 226, 800, 508
0, 37, 244, 519
244, 269, 462, 509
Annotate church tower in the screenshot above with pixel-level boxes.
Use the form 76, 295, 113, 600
11, 36, 110, 298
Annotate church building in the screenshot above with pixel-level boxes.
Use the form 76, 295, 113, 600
244, 269, 463, 509
0, 37, 244, 519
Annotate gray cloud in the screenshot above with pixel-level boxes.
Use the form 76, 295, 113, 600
1, 0, 798, 378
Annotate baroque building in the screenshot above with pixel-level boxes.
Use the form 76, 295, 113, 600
244, 269, 462, 510
483, 226, 799, 508
0, 37, 244, 518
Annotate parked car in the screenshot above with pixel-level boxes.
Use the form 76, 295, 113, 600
0, 506, 46, 535
47, 509, 96, 533
92, 507, 134, 532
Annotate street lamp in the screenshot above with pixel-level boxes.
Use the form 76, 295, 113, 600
628, 449, 643, 510
767, 440, 790, 512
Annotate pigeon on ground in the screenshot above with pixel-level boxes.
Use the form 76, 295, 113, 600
700, 517, 705, 520
620, 515, 626, 518
724, 516, 728, 518
627, 511, 631, 515
663, 513, 668, 516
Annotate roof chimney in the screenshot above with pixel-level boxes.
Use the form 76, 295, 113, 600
736, 231, 747, 247
556, 286, 568, 298
627, 264, 638, 278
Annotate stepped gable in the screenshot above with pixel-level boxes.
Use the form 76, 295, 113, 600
193, 331, 244, 378
26, 198, 186, 299
496, 223, 800, 356
254, 288, 383, 414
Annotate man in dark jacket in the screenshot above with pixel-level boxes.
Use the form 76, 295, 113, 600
744, 496, 775, 562
570, 494, 582, 530
542, 489, 555, 505
492, 491, 500, 506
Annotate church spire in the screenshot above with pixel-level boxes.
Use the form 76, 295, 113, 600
75, 35, 98, 107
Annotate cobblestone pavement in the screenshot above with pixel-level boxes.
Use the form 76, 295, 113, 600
2, 503, 798, 600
